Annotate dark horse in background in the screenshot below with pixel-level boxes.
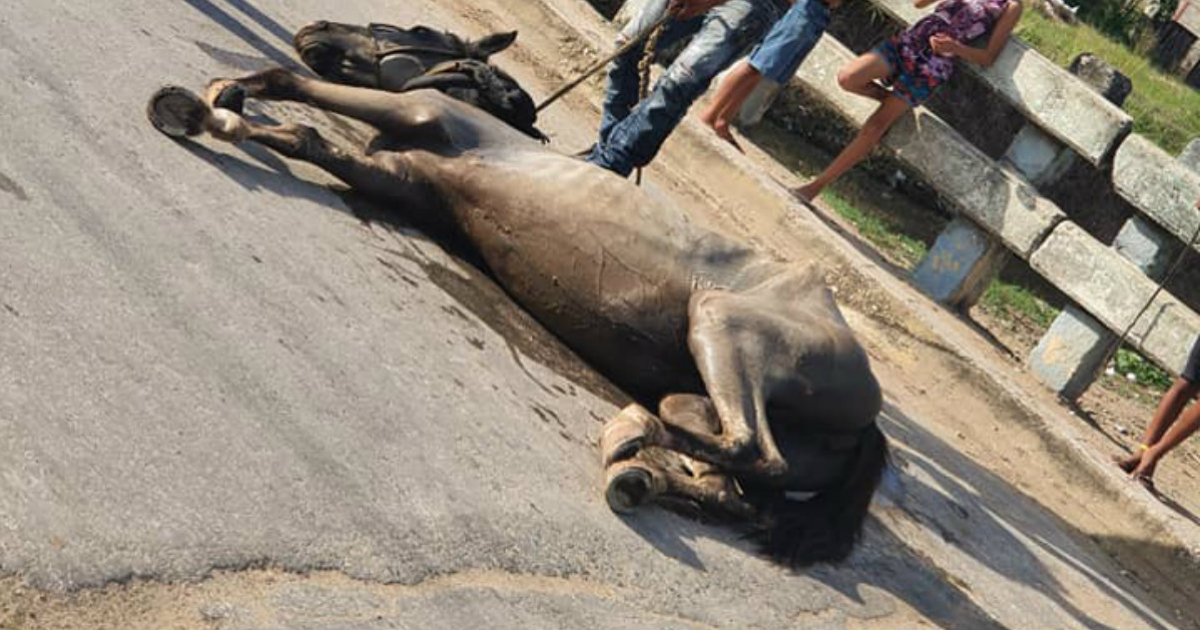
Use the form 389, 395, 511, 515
149, 19, 889, 566
287, 20, 547, 141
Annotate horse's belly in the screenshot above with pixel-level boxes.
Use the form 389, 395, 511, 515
435, 152, 711, 394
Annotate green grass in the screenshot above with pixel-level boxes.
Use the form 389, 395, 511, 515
1113, 346, 1174, 391
978, 279, 1061, 328
1015, 10, 1200, 154
821, 190, 929, 268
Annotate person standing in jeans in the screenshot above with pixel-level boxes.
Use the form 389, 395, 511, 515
698, 0, 839, 152
587, 0, 783, 176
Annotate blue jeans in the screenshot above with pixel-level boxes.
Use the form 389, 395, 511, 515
589, 0, 780, 176
747, 0, 828, 84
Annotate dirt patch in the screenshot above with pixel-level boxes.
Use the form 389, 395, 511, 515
0, 569, 624, 630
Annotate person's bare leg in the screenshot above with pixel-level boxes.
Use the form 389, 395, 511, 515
1122, 379, 1200, 485
793, 94, 909, 202
697, 61, 762, 152
835, 51, 892, 103
1116, 378, 1197, 472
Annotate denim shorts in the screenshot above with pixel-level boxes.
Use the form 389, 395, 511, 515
1183, 336, 1200, 382
876, 37, 941, 107
747, 0, 829, 84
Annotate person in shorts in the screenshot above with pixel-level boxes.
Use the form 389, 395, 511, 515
792, 0, 1024, 203
697, 0, 838, 151
1116, 330, 1200, 492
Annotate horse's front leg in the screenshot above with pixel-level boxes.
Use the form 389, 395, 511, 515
605, 454, 754, 519
601, 395, 755, 516
161, 89, 436, 211
611, 291, 789, 477
206, 68, 449, 143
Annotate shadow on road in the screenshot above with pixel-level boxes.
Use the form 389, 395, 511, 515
873, 400, 1175, 630
179, 0, 301, 69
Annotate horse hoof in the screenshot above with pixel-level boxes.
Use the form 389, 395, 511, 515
146, 86, 209, 137
205, 79, 246, 114
600, 404, 661, 467
605, 461, 662, 514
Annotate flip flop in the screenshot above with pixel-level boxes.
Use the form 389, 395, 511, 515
605, 459, 664, 514
599, 404, 661, 467
788, 187, 817, 209
146, 86, 209, 138
1132, 473, 1158, 495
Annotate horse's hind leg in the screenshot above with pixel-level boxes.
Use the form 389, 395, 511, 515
209, 69, 445, 141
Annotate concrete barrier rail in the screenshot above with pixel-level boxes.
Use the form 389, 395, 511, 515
1113, 134, 1200, 249
596, 0, 1198, 390
1031, 222, 1200, 374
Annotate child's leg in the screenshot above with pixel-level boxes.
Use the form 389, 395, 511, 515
794, 94, 909, 202
837, 51, 892, 103
1131, 384, 1200, 483
1117, 377, 1200, 471
714, 63, 763, 125
698, 61, 762, 151
698, 61, 761, 127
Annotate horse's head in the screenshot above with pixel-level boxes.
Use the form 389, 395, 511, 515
293, 20, 518, 91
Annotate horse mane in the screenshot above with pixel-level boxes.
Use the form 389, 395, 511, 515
744, 423, 889, 566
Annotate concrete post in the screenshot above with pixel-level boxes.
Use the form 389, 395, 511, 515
911, 217, 1010, 309
1003, 124, 1077, 187
736, 80, 783, 127
1028, 304, 1118, 399
1018, 54, 1141, 399
1178, 138, 1200, 174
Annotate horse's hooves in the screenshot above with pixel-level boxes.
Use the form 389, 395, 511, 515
147, 86, 209, 137
600, 404, 660, 467
207, 80, 247, 115
605, 461, 661, 514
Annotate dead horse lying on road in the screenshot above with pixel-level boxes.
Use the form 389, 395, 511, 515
148, 66, 888, 566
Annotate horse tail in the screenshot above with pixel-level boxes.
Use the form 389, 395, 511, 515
747, 423, 889, 566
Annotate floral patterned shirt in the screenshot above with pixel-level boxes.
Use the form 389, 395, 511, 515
892, 0, 1012, 84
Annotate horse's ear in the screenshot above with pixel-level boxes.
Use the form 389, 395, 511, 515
471, 31, 518, 58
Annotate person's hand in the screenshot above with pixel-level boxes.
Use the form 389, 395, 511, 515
930, 34, 960, 57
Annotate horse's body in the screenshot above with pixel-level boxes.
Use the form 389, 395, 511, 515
155, 29, 887, 564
